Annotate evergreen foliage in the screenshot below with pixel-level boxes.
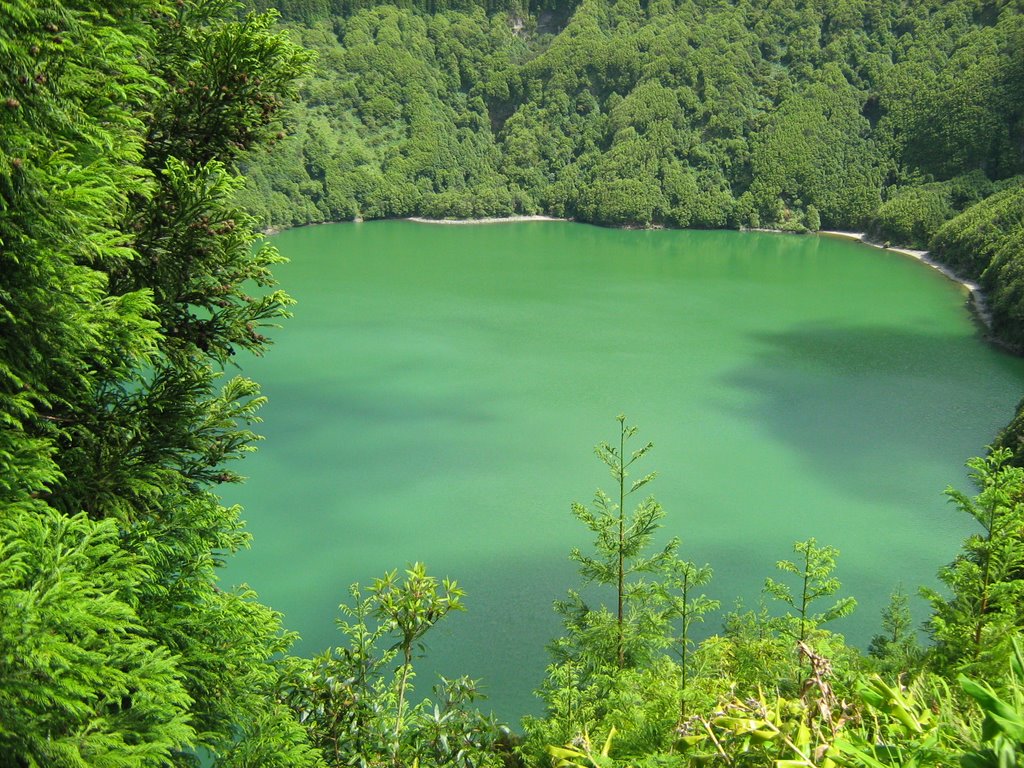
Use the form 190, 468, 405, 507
924, 449, 1024, 680
0, 509, 193, 765
566, 415, 677, 670
524, 431, 1024, 768
764, 537, 858, 680
868, 586, 923, 677
524, 418, 695, 763
656, 558, 718, 718
0, 0, 320, 763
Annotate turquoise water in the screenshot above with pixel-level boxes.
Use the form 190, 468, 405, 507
226, 221, 1024, 722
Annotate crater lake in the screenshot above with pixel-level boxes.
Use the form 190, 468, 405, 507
227, 221, 1024, 722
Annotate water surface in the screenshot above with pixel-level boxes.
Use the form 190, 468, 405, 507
228, 221, 1024, 722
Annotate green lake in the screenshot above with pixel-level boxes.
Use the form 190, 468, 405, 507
227, 220, 1024, 723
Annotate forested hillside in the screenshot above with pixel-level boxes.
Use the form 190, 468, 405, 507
240, 0, 1023, 235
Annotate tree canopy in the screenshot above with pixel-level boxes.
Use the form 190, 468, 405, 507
0, 0, 320, 763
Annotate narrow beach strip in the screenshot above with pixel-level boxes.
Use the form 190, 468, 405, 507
819, 230, 992, 329
406, 215, 564, 225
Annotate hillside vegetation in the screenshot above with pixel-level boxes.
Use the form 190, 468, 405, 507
241, 0, 1023, 235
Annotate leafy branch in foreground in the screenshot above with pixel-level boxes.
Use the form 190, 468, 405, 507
959, 636, 1024, 768
371, 563, 466, 760
283, 564, 507, 768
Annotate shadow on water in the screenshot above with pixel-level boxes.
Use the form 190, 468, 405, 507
263, 380, 496, 459
712, 320, 1024, 643
721, 321, 1024, 507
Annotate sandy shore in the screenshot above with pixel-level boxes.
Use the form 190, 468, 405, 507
406, 215, 564, 225
262, 214, 562, 235
819, 230, 992, 328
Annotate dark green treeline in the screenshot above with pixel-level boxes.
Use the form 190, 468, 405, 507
239, 0, 1022, 239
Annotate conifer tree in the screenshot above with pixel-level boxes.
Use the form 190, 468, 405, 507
0, 0, 319, 763
869, 586, 922, 676
924, 449, 1024, 678
764, 538, 857, 681
563, 415, 677, 669
0, 509, 194, 764
657, 558, 718, 718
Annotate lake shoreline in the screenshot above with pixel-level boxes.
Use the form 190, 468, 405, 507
406, 214, 565, 225
238, 219, 1024, 723
261, 215, 565, 236
399, 220, 996, 331
261, 217, 995, 334
818, 230, 993, 331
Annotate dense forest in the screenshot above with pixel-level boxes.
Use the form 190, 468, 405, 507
238, 0, 1024, 345
2, 0, 1024, 767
